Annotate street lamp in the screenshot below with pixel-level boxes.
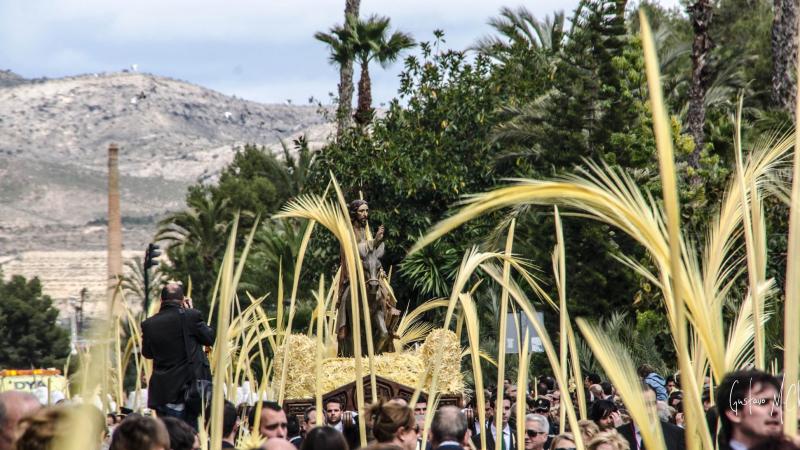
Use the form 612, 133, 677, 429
143, 243, 161, 314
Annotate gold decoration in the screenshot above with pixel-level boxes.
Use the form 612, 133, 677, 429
274, 330, 464, 399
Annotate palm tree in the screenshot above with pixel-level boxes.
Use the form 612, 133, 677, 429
686, 0, 714, 169
771, 0, 798, 111
474, 6, 566, 62
316, 16, 358, 136
348, 14, 415, 125
316, 14, 414, 126
156, 190, 230, 269
278, 135, 317, 199
120, 256, 163, 313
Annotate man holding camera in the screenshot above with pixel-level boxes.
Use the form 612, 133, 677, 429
142, 282, 214, 425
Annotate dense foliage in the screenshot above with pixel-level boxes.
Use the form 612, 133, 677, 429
154, 0, 794, 377
0, 272, 71, 368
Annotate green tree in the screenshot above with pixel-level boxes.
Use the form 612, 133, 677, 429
309, 32, 501, 306
157, 141, 318, 314
474, 6, 566, 59
120, 256, 163, 313
157, 187, 230, 314
316, 17, 358, 135
318, 14, 415, 126
474, 6, 565, 111
0, 273, 70, 368
685, 0, 715, 164
484, 0, 706, 322
771, 0, 796, 110
350, 14, 415, 125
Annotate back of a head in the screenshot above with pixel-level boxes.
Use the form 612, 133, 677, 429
366, 401, 415, 443
264, 438, 299, 450
160, 283, 184, 302
16, 404, 104, 450
223, 401, 238, 437
0, 391, 41, 450
299, 426, 348, 450
287, 414, 300, 437
110, 415, 170, 450
161, 417, 196, 450
600, 381, 614, 396
14, 406, 66, 450
637, 364, 656, 378
431, 406, 467, 444
359, 445, 403, 450
0, 391, 42, 429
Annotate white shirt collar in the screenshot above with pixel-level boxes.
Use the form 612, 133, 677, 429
729, 439, 749, 450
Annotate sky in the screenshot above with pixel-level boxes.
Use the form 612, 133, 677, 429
0, 0, 683, 106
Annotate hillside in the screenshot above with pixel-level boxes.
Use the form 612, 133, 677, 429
0, 70, 333, 252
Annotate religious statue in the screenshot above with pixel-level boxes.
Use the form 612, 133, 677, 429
336, 199, 400, 357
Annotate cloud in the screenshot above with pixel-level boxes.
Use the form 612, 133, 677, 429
0, 0, 683, 104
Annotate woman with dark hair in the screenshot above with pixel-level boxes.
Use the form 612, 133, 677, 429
300, 426, 349, 450
162, 417, 199, 450
366, 401, 419, 450
589, 400, 620, 431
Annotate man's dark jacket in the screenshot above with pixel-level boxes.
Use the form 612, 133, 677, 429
616, 421, 685, 450
471, 420, 517, 450
434, 444, 464, 450
142, 302, 214, 408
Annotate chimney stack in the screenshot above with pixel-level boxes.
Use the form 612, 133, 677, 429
107, 143, 123, 310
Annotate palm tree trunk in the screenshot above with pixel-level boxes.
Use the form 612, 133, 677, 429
355, 61, 373, 126
686, 0, 714, 170
772, 0, 799, 111
336, 0, 360, 136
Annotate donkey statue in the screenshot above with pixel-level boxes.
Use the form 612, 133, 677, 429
337, 241, 400, 357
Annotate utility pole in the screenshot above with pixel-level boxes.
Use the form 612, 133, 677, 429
78, 287, 87, 333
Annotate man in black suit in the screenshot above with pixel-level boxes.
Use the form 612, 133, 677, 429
142, 282, 214, 425
431, 406, 469, 450
472, 395, 517, 450
616, 384, 685, 450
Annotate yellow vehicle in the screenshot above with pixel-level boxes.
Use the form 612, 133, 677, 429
0, 369, 67, 403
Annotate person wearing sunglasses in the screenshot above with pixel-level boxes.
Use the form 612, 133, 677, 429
524, 414, 549, 450
550, 432, 577, 450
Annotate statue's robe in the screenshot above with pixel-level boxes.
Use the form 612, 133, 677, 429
336, 223, 399, 355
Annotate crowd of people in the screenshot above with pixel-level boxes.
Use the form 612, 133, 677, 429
0, 283, 793, 450
0, 366, 795, 450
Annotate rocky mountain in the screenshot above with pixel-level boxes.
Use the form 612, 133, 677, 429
0, 70, 333, 254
